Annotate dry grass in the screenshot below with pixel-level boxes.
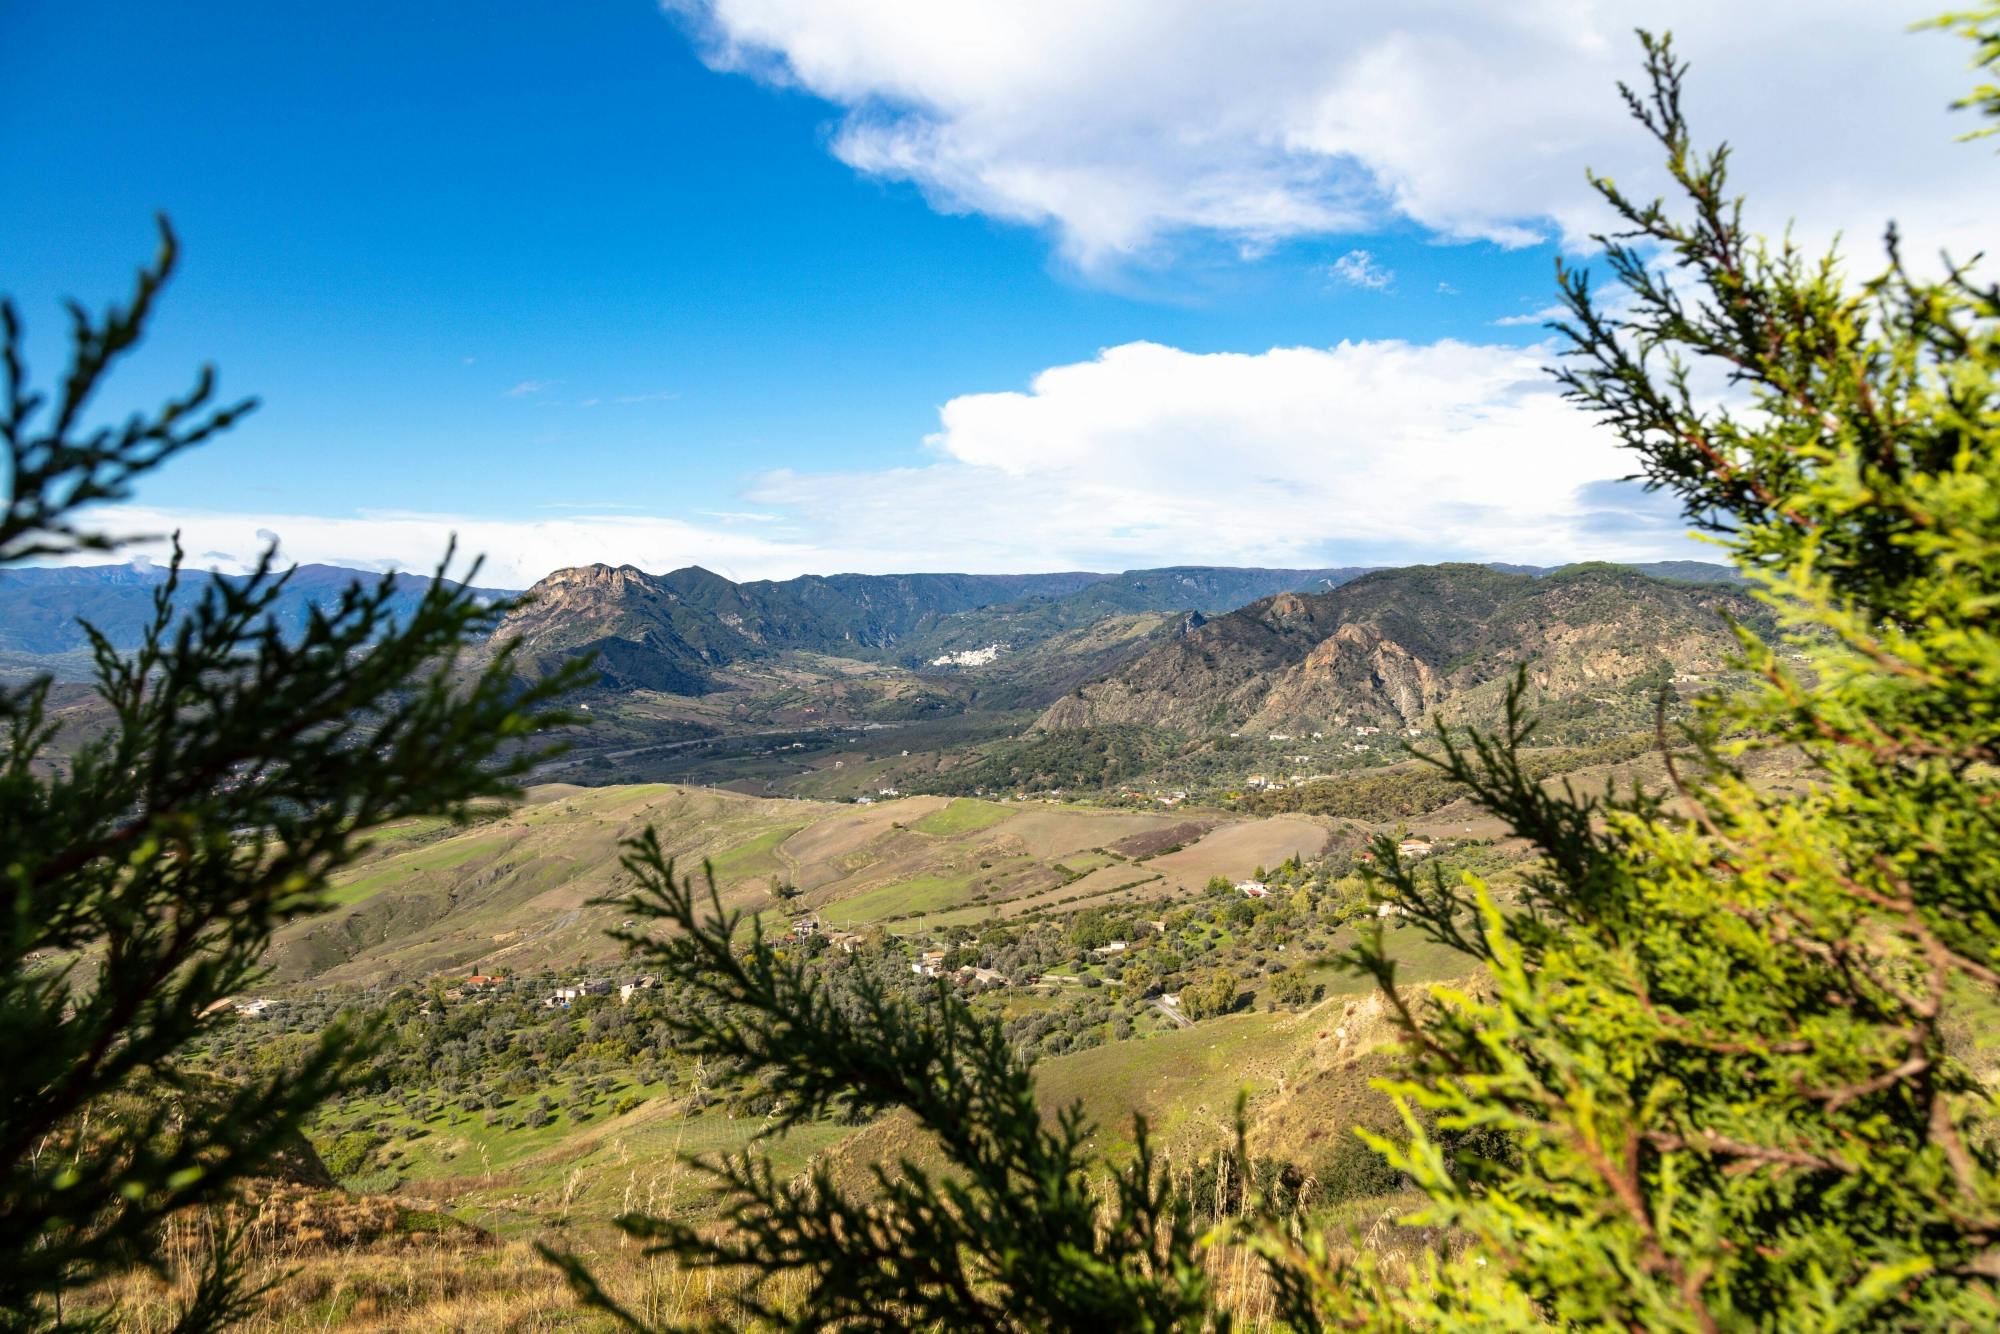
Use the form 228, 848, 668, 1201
87, 1191, 1452, 1333
78, 1183, 708, 1331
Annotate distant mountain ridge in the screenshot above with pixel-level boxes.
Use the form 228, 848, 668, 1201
490, 562, 1396, 692
4, 558, 1748, 703
1037, 563, 1767, 735
0, 562, 518, 656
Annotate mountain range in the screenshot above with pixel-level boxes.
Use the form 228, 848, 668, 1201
1037, 562, 1768, 735
486, 562, 1386, 693
3, 558, 1749, 724
0, 562, 516, 658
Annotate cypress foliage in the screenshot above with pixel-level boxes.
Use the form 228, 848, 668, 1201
1306, 26, 2000, 1329
544, 829, 1215, 1332
0, 222, 588, 1329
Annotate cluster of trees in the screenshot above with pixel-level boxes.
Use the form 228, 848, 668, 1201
1240, 728, 1667, 818
919, 722, 1175, 796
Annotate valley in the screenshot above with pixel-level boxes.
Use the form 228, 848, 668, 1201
26, 552, 1791, 1327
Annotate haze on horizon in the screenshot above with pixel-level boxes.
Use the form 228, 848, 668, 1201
4, 0, 1988, 587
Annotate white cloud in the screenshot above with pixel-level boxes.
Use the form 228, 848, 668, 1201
504, 379, 555, 398
1327, 249, 1394, 290
71, 507, 844, 590
671, 0, 1994, 268
66, 339, 1707, 583
580, 391, 680, 408
747, 338, 1692, 570
1493, 303, 1570, 327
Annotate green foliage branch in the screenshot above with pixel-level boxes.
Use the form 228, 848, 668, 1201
545, 831, 1215, 1332
1308, 27, 2000, 1332
0, 221, 589, 1329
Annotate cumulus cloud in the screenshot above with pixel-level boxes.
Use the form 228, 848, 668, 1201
670, 0, 1992, 267
1327, 249, 1394, 290
747, 338, 1693, 570
62, 339, 1712, 583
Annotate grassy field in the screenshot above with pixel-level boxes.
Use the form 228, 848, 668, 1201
274, 784, 1347, 985
320, 1070, 854, 1242
909, 797, 1014, 837
100, 739, 1848, 1328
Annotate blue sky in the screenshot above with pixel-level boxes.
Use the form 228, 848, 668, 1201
3, 1, 1984, 584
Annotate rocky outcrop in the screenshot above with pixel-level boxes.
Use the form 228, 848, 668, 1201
492, 563, 758, 693
1037, 563, 1767, 735
1248, 623, 1447, 729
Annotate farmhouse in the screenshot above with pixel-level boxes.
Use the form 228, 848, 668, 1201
1398, 839, 1434, 858
1236, 880, 1270, 899
547, 979, 614, 1008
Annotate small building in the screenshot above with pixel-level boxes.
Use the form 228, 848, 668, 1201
912, 949, 948, 978
1236, 880, 1270, 899
234, 998, 274, 1019
1397, 839, 1433, 858
791, 917, 821, 939
958, 966, 1007, 987
826, 931, 862, 954
1092, 940, 1128, 956
549, 979, 613, 1007
465, 974, 502, 990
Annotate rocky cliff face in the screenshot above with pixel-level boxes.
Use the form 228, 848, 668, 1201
493, 563, 758, 693
1037, 564, 1765, 734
